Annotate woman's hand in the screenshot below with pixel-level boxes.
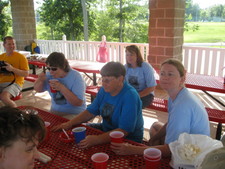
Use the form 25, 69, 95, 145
38, 72, 47, 81
49, 79, 61, 90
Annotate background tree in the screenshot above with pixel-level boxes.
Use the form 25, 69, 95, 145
81, 0, 88, 41
209, 5, 224, 21
94, 0, 148, 42
35, 0, 224, 42
39, 0, 95, 40
0, 0, 11, 40
185, 0, 199, 32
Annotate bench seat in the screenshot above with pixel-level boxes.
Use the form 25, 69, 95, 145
85, 86, 100, 102
24, 74, 38, 82
85, 86, 100, 96
22, 74, 39, 92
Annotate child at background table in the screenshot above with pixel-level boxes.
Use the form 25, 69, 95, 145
125, 45, 157, 108
96, 35, 109, 63
111, 58, 210, 157
0, 106, 46, 169
52, 61, 144, 148
34, 52, 86, 119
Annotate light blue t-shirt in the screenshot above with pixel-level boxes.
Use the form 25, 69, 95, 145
43, 69, 86, 114
125, 62, 157, 94
165, 87, 210, 144
87, 81, 144, 143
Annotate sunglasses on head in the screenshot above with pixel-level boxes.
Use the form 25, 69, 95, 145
46, 67, 58, 71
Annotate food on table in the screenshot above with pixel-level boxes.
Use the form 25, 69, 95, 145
178, 144, 201, 161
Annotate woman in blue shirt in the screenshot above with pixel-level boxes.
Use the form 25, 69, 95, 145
125, 45, 157, 108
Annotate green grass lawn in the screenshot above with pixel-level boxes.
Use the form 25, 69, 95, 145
184, 22, 225, 43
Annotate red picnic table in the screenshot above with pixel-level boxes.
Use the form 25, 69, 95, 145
18, 106, 171, 169
155, 71, 225, 105
28, 60, 105, 85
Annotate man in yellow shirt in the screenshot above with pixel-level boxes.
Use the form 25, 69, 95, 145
0, 36, 29, 107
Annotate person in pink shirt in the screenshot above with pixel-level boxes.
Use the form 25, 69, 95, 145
96, 35, 109, 63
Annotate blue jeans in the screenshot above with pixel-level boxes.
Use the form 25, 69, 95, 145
141, 93, 154, 109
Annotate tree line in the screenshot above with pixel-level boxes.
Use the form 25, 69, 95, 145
186, 0, 225, 22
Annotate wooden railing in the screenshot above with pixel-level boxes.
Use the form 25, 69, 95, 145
36, 39, 149, 64
182, 46, 225, 77
1, 40, 225, 77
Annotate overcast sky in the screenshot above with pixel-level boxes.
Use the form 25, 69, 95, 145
192, 0, 225, 9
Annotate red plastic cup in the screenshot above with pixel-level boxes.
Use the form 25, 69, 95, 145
44, 122, 51, 141
59, 131, 74, 143
49, 79, 58, 93
109, 131, 124, 143
144, 158, 160, 169
50, 86, 57, 93
144, 148, 161, 169
91, 152, 109, 169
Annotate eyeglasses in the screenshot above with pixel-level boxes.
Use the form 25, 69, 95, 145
46, 67, 58, 71
101, 77, 115, 84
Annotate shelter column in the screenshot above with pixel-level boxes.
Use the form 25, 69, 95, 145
10, 0, 36, 50
148, 0, 185, 69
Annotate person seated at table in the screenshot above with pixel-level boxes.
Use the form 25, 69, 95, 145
125, 45, 157, 108
52, 61, 144, 147
34, 52, 86, 119
111, 58, 210, 157
0, 106, 46, 169
0, 36, 29, 107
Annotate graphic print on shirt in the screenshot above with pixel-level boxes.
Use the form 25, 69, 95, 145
128, 75, 139, 90
53, 92, 67, 105
101, 103, 114, 125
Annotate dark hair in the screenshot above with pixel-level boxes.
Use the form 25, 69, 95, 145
0, 106, 46, 148
125, 45, 144, 67
46, 52, 70, 72
161, 58, 185, 77
3, 36, 14, 44
100, 61, 126, 77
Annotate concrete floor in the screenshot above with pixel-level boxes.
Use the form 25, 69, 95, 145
2, 72, 225, 141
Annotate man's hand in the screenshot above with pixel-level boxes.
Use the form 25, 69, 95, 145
110, 142, 133, 155
4, 62, 13, 72
78, 135, 101, 148
51, 121, 73, 132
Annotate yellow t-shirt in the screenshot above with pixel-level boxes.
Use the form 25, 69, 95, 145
0, 51, 29, 87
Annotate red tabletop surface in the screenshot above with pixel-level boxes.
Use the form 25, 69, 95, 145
68, 60, 105, 74
18, 106, 171, 169
28, 60, 105, 74
28, 60, 46, 67
185, 74, 225, 93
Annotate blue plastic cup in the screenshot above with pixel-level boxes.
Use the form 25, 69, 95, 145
72, 127, 86, 144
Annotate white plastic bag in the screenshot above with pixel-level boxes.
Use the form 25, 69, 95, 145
169, 133, 223, 168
